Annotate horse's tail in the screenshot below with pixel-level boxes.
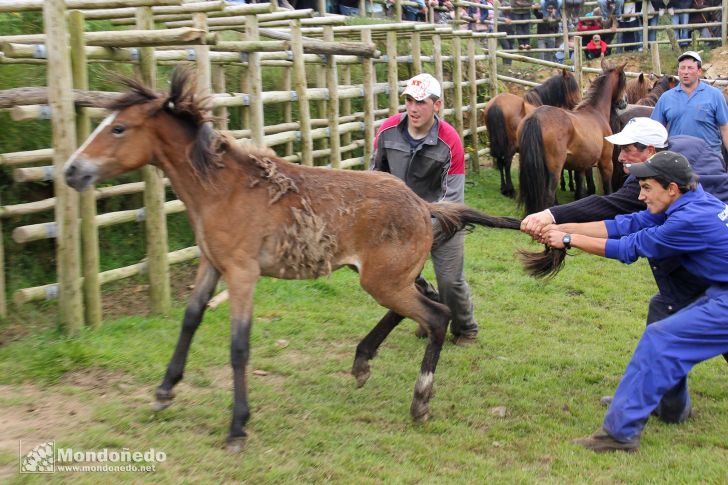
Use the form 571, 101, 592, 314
517, 115, 549, 215
517, 246, 567, 279
428, 202, 521, 248
485, 103, 509, 164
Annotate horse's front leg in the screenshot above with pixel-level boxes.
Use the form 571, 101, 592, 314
224, 269, 259, 453
352, 310, 405, 387
155, 257, 220, 411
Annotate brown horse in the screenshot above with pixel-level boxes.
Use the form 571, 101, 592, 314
517, 60, 627, 215
624, 72, 652, 104
63, 68, 522, 451
483, 70, 582, 198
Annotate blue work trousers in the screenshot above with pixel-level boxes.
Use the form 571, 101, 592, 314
604, 284, 728, 442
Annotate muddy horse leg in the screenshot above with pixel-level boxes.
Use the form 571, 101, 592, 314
359, 272, 450, 421
224, 269, 259, 453
154, 257, 220, 411
352, 310, 405, 387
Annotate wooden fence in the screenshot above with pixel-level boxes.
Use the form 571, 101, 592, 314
0, 0, 725, 333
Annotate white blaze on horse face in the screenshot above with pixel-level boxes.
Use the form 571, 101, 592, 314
65, 111, 119, 168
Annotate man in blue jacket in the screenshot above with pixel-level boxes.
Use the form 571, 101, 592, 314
521, 117, 728, 425
541, 151, 728, 452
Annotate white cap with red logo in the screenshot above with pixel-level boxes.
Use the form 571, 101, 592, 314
402, 73, 442, 101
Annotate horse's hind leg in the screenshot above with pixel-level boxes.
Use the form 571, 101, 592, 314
154, 257, 220, 411
408, 293, 450, 421
361, 276, 450, 421
352, 310, 405, 387
503, 153, 516, 198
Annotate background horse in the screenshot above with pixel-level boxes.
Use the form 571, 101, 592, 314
483, 70, 581, 198
624, 72, 652, 104
63, 67, 522, 452
516, 60, 626, 215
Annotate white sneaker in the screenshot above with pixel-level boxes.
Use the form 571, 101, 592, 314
658, 8, 665, 16
667, 7, 674, 15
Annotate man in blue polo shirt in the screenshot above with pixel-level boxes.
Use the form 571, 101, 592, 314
651, 51, 728, 162
541, 151, 728, 452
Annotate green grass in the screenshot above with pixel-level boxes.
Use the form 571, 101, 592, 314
1, 170, 727, 484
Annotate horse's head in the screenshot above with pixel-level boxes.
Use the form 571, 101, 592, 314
65, 67, 208, 191
64, 103, 160, 191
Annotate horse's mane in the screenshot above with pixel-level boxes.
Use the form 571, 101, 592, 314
636, 75, 675, 107
524, 71, 581, 109
575, 63, 625, 111
108, 67, 278, 183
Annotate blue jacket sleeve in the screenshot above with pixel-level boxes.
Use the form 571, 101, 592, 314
605, 215, 706, 263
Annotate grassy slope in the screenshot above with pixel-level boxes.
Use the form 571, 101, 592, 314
1, 169, 727, 484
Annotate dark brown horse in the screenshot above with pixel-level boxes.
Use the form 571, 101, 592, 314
517, 60, 627, 215
483, 70, 582, 198
63, 68, 521, 451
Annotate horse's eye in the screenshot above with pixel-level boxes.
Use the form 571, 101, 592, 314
111, 125, 125, 136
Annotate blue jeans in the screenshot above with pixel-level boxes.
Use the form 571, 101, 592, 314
673, 12, 690, 44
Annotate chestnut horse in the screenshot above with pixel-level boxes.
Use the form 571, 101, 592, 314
517, 60, 626, 215
483, 70, 581, 198
63, 68, 522, 451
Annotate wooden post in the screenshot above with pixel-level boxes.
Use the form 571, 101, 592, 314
452, 35, 464, 142
394, 0, 402, 21
245, 14, 265, 145
0, 193, 4, 318
238, 30, 251, 133
324, 26, 341, 169
362, 28, 375, 165
315, 48, 328, 154
412, 31, 422, 74
340, 64, 352, 147
650, 41, 661, 76
722, 1, 727, 46
560, 0, 569, 61
433, 33, 443, 84
212, 65, 228, 130
642, 0, 649, 52
574, 36, 583, 91
467, 38, 479, 174
291, 20, 314, 166
358, 0, 366, 16
488, 36, 498, 95
387, 31, 399, 116
45, 0, 83, 334
137, 6, 171, 315
282, 66, 294, 156
70, 10, 101, 328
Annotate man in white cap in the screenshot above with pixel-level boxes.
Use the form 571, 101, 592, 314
651, 51, 728, 161
370, 73, 478, 346
521, 117, 728, 425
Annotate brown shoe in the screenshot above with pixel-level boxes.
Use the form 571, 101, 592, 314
573, 429, 639, 453
452, 333, 478, 347
414, 326, 428, 339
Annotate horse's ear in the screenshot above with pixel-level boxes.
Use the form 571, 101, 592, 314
600, 57, 608, 71
638, 73, 644, 82
618, 62, 628, 72
562, 68, 568, 77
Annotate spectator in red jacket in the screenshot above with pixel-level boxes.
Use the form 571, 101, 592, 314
585, 34, 608, 59
576, 11, 602, 45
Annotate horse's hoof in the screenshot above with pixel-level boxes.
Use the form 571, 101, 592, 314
410, 400, 430, 422
153, 388, 175, 412
351, 358, 371, 388
225, 436, 246, 454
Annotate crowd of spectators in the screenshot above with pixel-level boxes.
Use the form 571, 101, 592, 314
307, 0, 723, 63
